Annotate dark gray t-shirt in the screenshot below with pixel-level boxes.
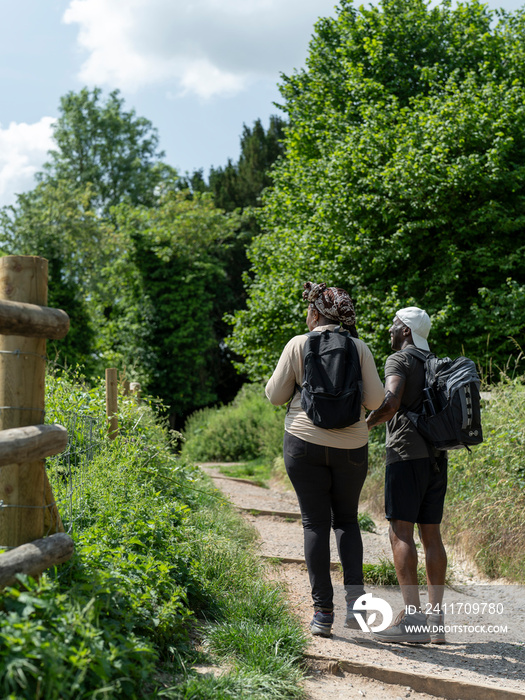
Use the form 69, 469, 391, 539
385, 346, 429, 463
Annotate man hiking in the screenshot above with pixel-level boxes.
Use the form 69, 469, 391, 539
366, 307, 446, 644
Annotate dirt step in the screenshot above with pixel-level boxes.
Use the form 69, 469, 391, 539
238, 505, 301, 519
306, 653, 525, 700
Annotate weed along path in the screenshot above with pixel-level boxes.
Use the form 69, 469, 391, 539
200, 464, 525, 700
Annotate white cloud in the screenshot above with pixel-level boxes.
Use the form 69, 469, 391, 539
0, 118, 56, 208
63, 0, 337, 98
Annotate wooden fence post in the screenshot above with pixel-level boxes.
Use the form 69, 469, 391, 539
0, 256, 47, 546
106, 368, 118, 439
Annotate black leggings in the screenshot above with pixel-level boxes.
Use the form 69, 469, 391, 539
283, 431, 368, 610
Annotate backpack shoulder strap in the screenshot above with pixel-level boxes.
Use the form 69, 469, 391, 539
399, 347, 443, 465
402, 346, 428, 362
401, 347, 439, 385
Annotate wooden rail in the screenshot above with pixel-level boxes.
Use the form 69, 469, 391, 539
0, 425, 68, 467
0, 255, 73, 585
0, 299, 69, 339
0, 533, 74, 588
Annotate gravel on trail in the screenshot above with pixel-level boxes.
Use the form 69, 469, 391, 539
200, 465, 525, 700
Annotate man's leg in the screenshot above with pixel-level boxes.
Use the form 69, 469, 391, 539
374, 459, 441, 644
416, 453, 448, 625
384, 459, 429, 612
373, 518, 430, 643
373, 460, 431, 643
418, 523, 447, 610
389, 519, 421, 610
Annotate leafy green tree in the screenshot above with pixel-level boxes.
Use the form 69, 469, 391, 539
176, 116, 288, 382
0, 87, 176, 374
1, 86, 263, 417
208, 116, 286, 211
42, 87, 166, 215
109, 190, 242, 423
0, 180, 107, 372
227, 0, 525, 381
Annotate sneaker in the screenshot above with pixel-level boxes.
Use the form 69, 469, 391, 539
427, 612, 446, 644
372, 610, 431, 644
345, 598, 367, 629
310, 610, 334, 637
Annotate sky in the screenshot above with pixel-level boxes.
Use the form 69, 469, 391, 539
0, 0, 524, 208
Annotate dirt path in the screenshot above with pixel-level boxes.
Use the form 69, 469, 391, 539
201, 464, 525, 700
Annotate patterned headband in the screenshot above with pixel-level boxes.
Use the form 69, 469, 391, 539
302, 281, 356, 325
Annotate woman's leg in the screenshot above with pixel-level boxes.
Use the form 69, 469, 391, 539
283, 432, 333, 609
328, 443, 368, 592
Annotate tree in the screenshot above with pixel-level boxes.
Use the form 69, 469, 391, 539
42, 87, 166, 216
178, 116, 288, 355
208, 116, 287, 211
108, 190, 242, 423
0, 179, 106, 372
227, 0, 525, 381
3, 87, 284, 417
0, 87, 178, 374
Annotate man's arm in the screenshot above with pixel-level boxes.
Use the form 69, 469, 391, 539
366, 374, 406, 430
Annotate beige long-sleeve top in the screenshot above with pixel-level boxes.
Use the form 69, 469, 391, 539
265, 324, 385, 449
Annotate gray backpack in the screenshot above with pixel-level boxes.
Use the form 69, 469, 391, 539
404, 347, 483, 451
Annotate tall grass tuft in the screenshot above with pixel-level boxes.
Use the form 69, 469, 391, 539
443, 379, 525, 581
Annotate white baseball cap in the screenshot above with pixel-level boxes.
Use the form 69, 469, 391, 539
396, 307, 431, 351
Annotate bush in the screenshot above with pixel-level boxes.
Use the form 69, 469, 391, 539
0, 443, 196, 697
0, 576, 155, 699
181, 384, 285, 463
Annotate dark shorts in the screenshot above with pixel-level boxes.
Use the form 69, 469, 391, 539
385, 456, 447, 524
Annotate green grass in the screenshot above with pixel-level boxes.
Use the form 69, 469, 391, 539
217, 457, 273, 486
442, 379, 525, 581
363, 558, 426, 586
0, 370, 307, 699
362, 558, 450, 586
164, 665, 306, 700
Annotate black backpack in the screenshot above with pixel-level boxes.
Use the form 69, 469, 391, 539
300, 328, 363, 429
403, 347, 483, 451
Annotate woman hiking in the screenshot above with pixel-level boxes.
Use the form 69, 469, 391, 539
265, 282, 384, 637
